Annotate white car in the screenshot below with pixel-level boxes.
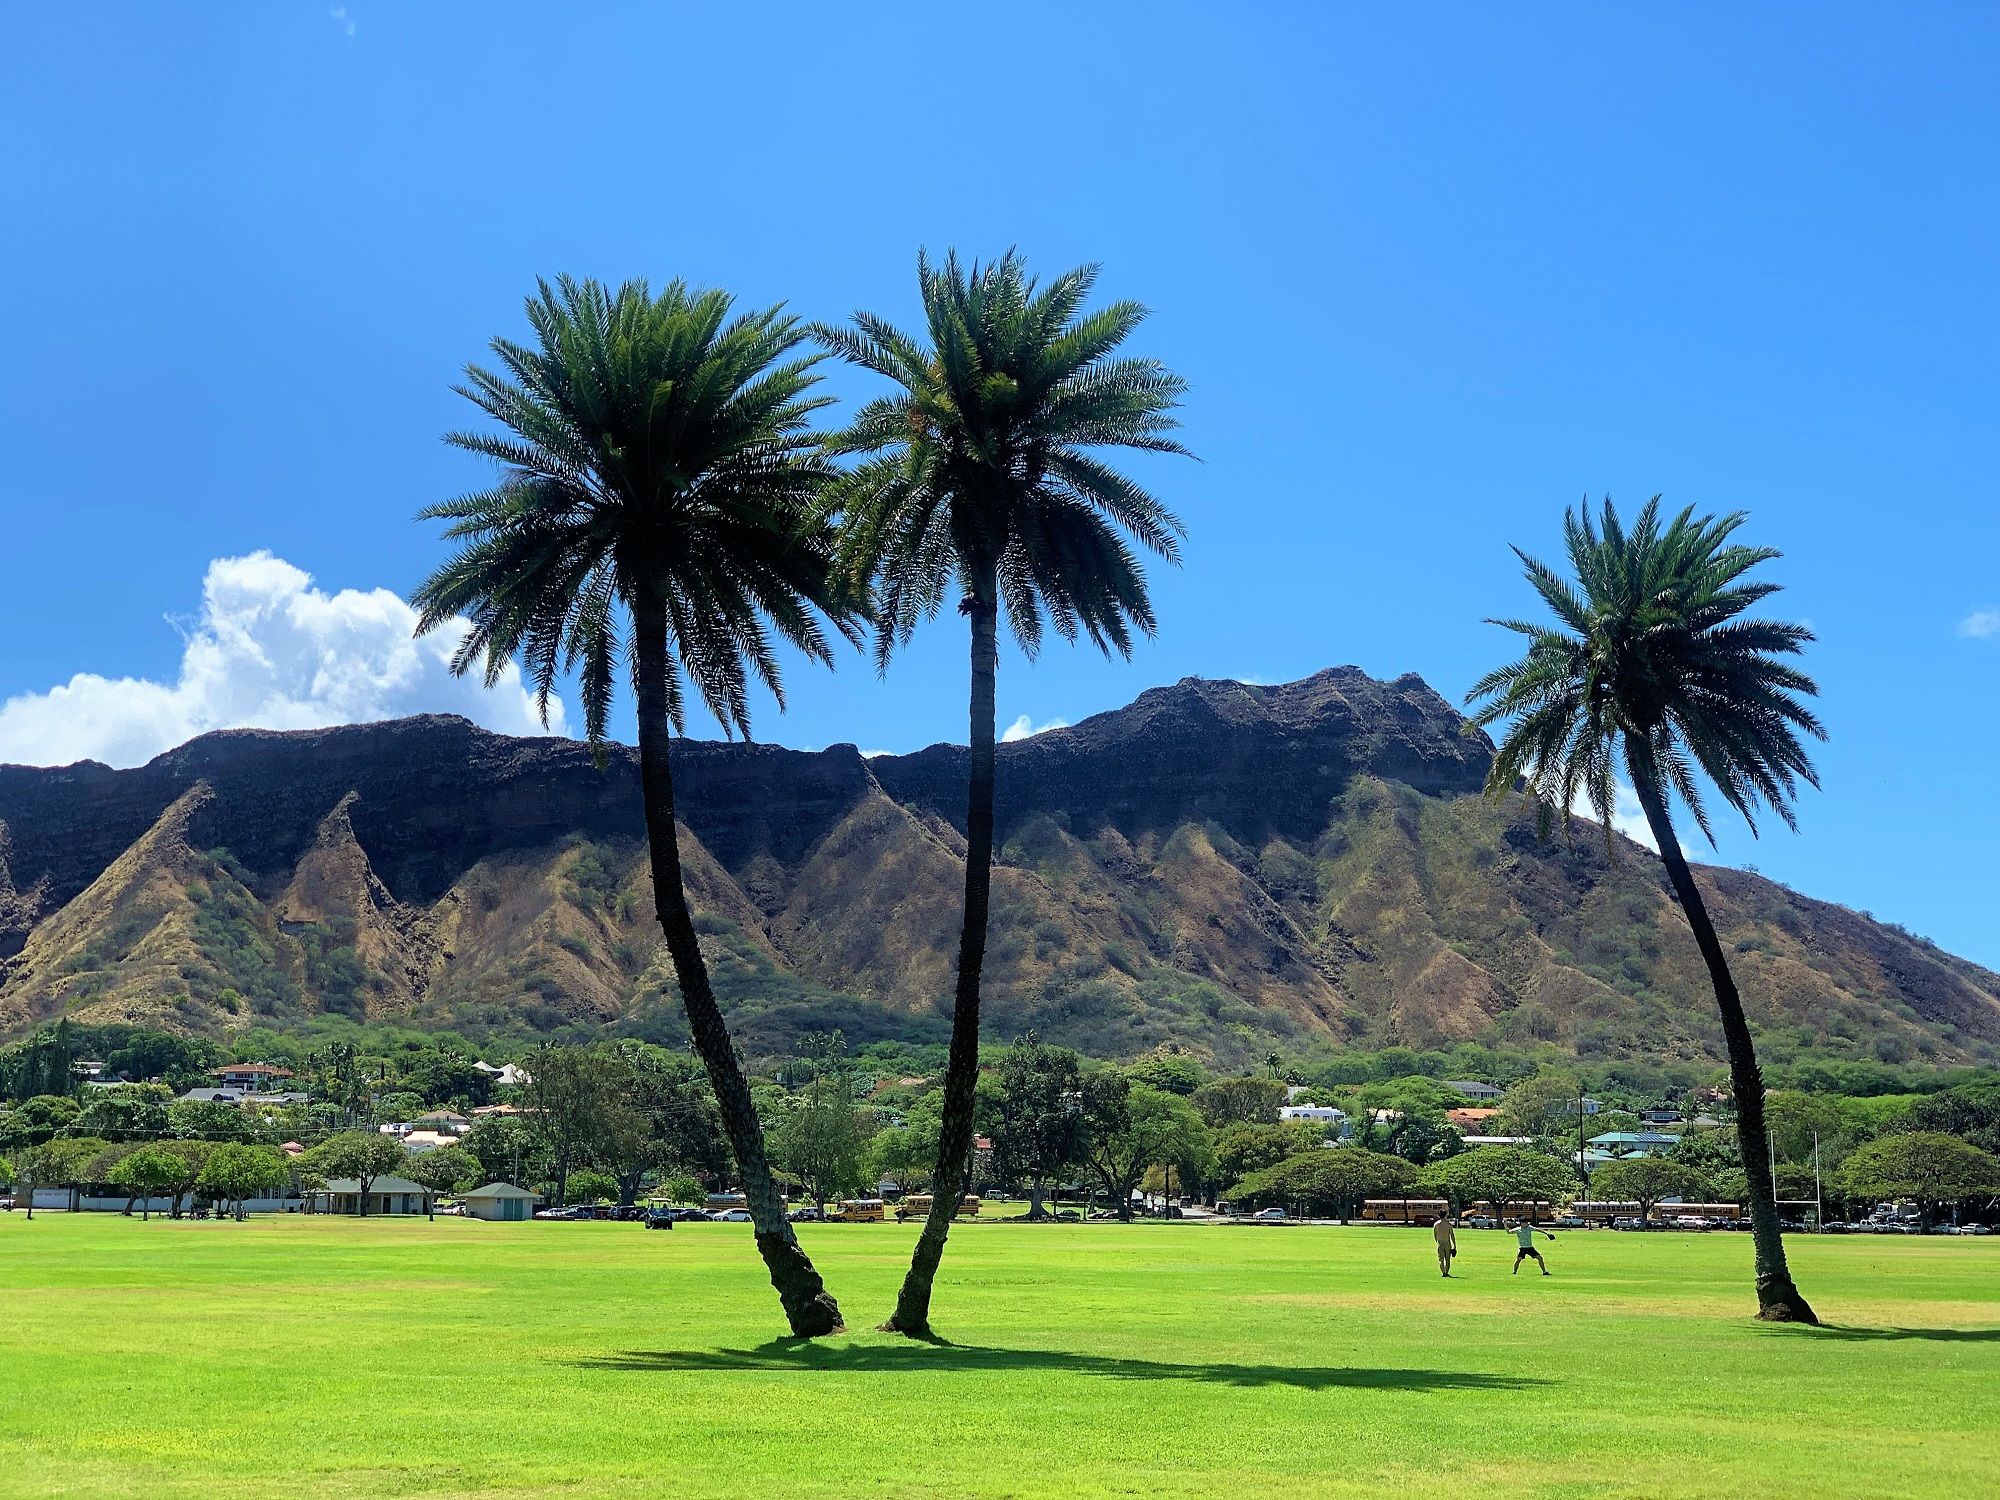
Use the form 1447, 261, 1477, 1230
708, 1208, 753, 1222
1253, 1207, 1288, 1221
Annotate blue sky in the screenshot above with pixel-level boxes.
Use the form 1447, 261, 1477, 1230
1, 5, 1995, 966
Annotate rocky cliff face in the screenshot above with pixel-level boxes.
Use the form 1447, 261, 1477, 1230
2, 667, 1996, 1068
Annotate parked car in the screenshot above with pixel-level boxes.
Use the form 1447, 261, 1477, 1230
788, 1206, 822, 1222
1253, 1207, 1288, 1221
1460, 1215, 1497, 1229
708, 1208, 753, 1222
1612, 1217, 1646, 1231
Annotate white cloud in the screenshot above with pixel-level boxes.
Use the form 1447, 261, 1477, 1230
1001, 713, 1069, 743
329, 5, 355, 38
0, 552, 564, 769
1569, 781, 1659, 852
859, 748, 895, 759
1959, 607, 2000, 640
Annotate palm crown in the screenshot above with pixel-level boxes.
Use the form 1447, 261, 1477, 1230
815, 250, 1188, 666
1466, 497, 1824, 844
413, 275, 856, 741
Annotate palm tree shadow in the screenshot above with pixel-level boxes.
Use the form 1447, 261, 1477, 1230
570, 1339, 1546, 1391
1766, 1324, 2000, 1344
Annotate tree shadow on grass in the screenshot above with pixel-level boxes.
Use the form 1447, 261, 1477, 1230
1764, 1324, 2000, 1344
569, 1340, 1547, 1391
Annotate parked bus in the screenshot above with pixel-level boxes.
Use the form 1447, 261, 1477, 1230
896, 1193, 982, 1222
829, 1198, 886, 1222
1571, 1201, 1643, 1225
1360, 1198, 1451, 1226
1465, 1199, 1560, 1224
1650, 1202, 1743, 1224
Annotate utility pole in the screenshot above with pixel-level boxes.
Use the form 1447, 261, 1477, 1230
1812, 1131, 1823, 1232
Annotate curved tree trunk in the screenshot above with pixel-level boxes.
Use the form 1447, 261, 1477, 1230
1626, 745, 1817, 1323
885, 576, 999, 1336
631, 594, 842, 1338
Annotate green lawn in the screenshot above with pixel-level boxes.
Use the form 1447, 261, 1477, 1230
2, 1215, 1995, 1498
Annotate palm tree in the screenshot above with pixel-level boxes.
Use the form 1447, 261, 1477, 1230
413, 275, 856, 1337
1467, 497, 1822, 1323
817, 251, 1188, 1335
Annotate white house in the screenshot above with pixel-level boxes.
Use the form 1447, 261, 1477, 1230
460, 1183, 542, 1221
1279, 1105, 1347, 1125
473, 1061, 532, 1088
1446, 1081, 1504, 1101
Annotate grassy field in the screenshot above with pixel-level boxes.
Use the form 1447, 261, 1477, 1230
1, 1215, 1995, 1498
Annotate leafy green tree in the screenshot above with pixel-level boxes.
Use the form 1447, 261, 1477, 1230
1420, 1146, 1574, 1215
308, 1131, 407, 1217
519, 1047, 623, 1209
772, 1033, 869, 1213
197, 1144, 289, 1220
1228, 1148, 1418, 1222
1079, 1076, 1211, 1221
1836, 1133, 2000, 1226
1191, 1077, 1288, 1129
415, 276, 853, 1338
1589, 1159, 1715, 1223
462, 1114, 532, 1188
819, 251, 1188, 1335
1126, 1052, 1205, 1097
1670, 1126, 1741, 1176
595, 1046, 726, 1209
1904, 1083, 2000, 1156
988, 1036, 1087, 1218
563, 1168, 619, 1205
1468, 498, 1825, 1322
1213, 1122, 1329, 1186
107, 1145, 187, 1219
404, 1146, 482, 1217
6, 1136, 100, 1218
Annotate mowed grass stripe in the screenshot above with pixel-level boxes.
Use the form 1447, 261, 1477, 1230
1, 1216, 1994, 1498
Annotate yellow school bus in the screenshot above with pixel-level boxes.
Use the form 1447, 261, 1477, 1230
896, 1193, 982, 1222
830, 1198, 886, 1222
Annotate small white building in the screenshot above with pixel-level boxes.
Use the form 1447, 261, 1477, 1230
460, 1183, 542, 1222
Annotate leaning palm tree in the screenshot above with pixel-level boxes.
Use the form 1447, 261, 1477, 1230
414, 275, 854, 1337
1467, 497, 1821, 1323
817, 251, 1188, 1335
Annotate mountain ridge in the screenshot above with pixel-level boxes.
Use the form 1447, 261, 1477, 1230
2, 667, 1995, 1069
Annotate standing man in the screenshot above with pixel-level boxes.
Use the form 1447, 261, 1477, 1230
1433, 1212, 1457, 1277
1510, 1218, 1555, 1275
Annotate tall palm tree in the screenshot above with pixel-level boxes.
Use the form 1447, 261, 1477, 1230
413, 275, 855, 1337
1467, 497, 1822, 1323
817, 251, 1189, 1335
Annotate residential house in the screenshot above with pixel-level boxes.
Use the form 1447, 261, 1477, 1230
1279, 1105, 1348, 1125
1460, 1135, 1536, 1148
1446, 1081, 1504, 1101
413, 1110, 469, 1135
472, 1062, 532, 1088
1447, 1107, 1501, 1132
1588, 1131, 1681, 1159
460, 1183, 541, 1221
210, 1063, 295, 1092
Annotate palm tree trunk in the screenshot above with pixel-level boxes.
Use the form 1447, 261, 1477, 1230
1626, 744, 1817, 1323
885, 574, 999, 1336
631, 592, 842, 1338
